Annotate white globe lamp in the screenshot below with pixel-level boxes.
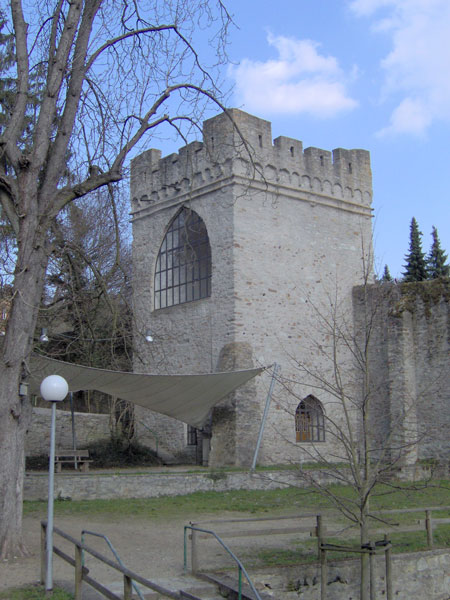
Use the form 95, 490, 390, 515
40, 375, 69, 402
41, 374, 68, 592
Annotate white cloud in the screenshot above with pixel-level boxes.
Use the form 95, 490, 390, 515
350, 0, 450, 136
376, 98, 431, 137
349, 0, 393, 18
230, 35, 358, 118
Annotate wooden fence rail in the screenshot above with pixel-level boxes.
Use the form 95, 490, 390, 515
40, 520, 179, 600
192, 507, 449, 600
41, 506, 448, 600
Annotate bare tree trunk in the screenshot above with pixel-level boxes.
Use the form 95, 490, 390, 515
0, 364, 31, 559
360, 509, 370, 600
0, 213, 48, 558
1, 0, 232, 563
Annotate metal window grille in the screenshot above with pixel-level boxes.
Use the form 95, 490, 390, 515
295, 396, 325, 442
187, 425, 198, 446
154, 208, 212, 309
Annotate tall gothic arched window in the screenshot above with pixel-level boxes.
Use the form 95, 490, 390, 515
154, 208, 212, 309
295, 396, 325, 442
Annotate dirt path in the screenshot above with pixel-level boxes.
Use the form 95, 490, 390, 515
1, 512, 197, 592
3, 508, 443, 597
1, 510, 304, 595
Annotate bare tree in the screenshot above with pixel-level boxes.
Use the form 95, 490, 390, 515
32, 186, 133, 424
0, 0, 232, 559
274, 260, 447, 600
40, 187, 132, 369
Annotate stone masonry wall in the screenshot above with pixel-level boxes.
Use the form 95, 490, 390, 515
131, 108, 373, 467
23, 464, 433, 501
250, 550, 449, 600
26, 407, 110, 456
230, 165, 373, 466
131, 151, 236, 461
354, 280, 450, 464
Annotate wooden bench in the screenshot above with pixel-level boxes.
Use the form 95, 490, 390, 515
54, 449, 92, 473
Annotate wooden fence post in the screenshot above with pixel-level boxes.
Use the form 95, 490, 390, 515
384, 534, 392, 600
320, 547, 327, 600
425, 510, 433, 548
123, 574, 133, 600
40, 522, 46, 585
369, 542, 376, 600
316, 514, 323, 560
74, 544, 83, 600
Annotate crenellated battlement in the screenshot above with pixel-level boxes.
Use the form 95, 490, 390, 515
131, 109, 372, 215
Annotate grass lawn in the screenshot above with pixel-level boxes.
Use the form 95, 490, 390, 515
247, 523, 450, 568
11, 478, 450, 592
23, 478, 450, 520
0, 585, 72, 600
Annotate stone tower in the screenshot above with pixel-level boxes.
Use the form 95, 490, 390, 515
131, 109, 373, 466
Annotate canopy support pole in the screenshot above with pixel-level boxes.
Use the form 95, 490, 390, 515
250, 363, 279, 472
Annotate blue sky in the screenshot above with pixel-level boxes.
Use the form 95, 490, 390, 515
212, 0, 450, 277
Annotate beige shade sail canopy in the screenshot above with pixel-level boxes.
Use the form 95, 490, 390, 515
28, 354, 265, 428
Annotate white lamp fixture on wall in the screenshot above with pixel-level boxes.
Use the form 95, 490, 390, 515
40, 374, 69, 593
39, 328, 49, 343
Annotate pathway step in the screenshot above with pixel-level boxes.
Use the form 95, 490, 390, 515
199, 573, 274, 600
178, 589, 222, 600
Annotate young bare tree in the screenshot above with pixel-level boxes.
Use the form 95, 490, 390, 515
275, 264, 447, 600
0, 0, 233, 558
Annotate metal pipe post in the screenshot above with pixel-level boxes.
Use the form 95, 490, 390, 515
251, 363, 279, 471
191, 524, 199, 574
46, 401, 57, 592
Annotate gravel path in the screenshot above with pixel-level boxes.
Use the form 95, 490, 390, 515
1, 512, 199, 593
0, 510, 300, 596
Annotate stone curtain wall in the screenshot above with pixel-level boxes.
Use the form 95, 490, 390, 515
354, 280, 450, 465
26, 407, 111, 456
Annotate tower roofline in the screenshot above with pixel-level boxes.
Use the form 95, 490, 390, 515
130, 109, 372, 216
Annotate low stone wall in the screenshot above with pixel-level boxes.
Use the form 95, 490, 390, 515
250, 549, 450, 599
26, 408, 111, 456
24, 468, 335, 501
24, 463, 437, 502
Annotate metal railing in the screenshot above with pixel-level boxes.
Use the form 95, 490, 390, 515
81, 529, 144, 600
40, 520, 179, 600
184, 523, 262, 600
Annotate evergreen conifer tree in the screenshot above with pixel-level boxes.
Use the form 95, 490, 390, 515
427, 226, 450, 278
381, 264, 392, 282
402, 217, 427, 282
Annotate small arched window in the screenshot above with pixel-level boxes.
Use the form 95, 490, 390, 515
295, 396, 325, 442
154, 207, 211, 309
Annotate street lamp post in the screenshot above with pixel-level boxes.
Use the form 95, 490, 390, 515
40, 375, 69, 594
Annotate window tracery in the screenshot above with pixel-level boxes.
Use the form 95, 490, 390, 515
154, 208, 211, 309
295, 396, 325, 442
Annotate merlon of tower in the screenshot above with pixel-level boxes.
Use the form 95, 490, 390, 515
131, 109, 372, 215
